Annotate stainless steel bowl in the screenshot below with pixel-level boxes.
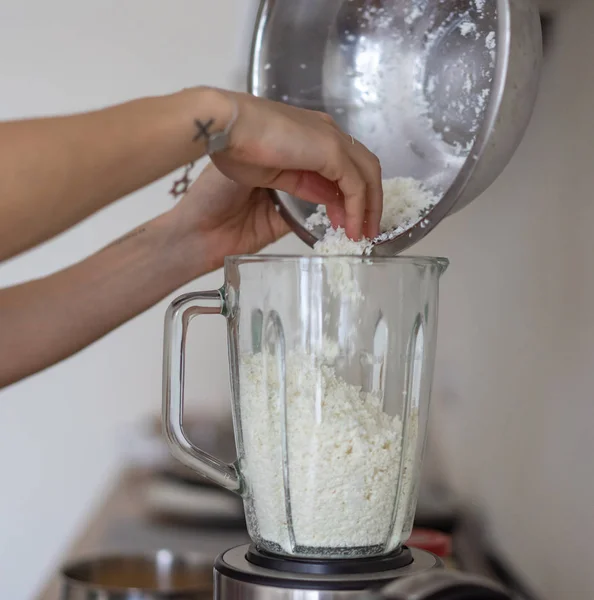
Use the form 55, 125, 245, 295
61, 551, 212, 599
249, 0, 542, 254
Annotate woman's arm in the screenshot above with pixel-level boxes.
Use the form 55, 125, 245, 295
0, 85, 383, 261
0, 87, 229, 262
0, 163, 290, 389
0, 210, 198, 388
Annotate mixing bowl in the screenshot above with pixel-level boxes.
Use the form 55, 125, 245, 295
248, 0, 542, 254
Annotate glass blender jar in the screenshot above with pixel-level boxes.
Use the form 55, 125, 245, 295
163, 255, 447, 561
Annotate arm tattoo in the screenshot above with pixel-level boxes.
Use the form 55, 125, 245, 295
168, 117, 216, 200
169, 107, 233, 200
192, 118, 215, 143
107, 227, 147, 248
169, 162, 195, 200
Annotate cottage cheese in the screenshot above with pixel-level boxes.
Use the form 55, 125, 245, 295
307, 176, 437, 256
239, 349, 417, 556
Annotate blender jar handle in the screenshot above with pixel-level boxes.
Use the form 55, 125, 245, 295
162, 290, 241, 494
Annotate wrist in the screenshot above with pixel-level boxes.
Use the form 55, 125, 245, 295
157, 208, 214, 284
175, 86, 237, 159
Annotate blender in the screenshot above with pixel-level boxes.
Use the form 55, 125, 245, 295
162, 0, 543, 595
163, 256, 511, 598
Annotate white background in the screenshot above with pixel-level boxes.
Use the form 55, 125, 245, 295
0, 1, 593, 599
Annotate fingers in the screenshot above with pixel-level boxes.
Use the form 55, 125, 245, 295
227, 95, 383, 239
272, 171, 345, 208
328, 149, 367, 240
268, 170, 348, 231
326, 204, 346, 229
317, 130, 383, 240
302, 111, 383, 239
273, 147, 366, 239
348, 139, 383, 238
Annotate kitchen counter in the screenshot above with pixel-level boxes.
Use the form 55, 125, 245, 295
36, 468, 250, 600
36, 467, 535, 600
37, 468, 467, 600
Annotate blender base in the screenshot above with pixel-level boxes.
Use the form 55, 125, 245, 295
214, 544, 442, 599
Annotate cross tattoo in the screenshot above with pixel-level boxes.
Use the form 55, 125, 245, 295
192, 118, 215, 143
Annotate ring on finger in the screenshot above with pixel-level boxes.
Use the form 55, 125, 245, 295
350, 134, 356, 145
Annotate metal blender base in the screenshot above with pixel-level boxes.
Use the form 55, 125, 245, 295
214, 544, 442, 599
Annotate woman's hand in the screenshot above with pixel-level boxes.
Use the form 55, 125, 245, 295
202, 88, 383, 240
0, 86, 384, 387
169, 162, 290, 275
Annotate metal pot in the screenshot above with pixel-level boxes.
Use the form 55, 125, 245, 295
61, 551, 212, 600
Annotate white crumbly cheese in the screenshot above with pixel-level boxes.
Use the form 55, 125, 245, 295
459, 21, 477, 38
379, 177, 437, 236
485, 31, 496, 63
305, 176, 436, 302
404, 5, 423, 25
305, 204, 333, 231
308, 176, 437, 257
313, 227, 372, 256
239, 350, 417, 555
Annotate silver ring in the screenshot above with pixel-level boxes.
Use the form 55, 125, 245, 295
350, 134, 355, 145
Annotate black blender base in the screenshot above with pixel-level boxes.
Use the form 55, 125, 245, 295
246, 544, 414, 576
214, 543, 443, 598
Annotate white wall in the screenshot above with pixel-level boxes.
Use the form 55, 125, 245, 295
1, 1, 594, 599
417, 2, 594, 597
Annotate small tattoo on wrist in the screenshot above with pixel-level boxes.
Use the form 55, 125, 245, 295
192, 118, 215, 143
170, 162, 195, 200
169, 117, 216, 201
108, 227, 147, 247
